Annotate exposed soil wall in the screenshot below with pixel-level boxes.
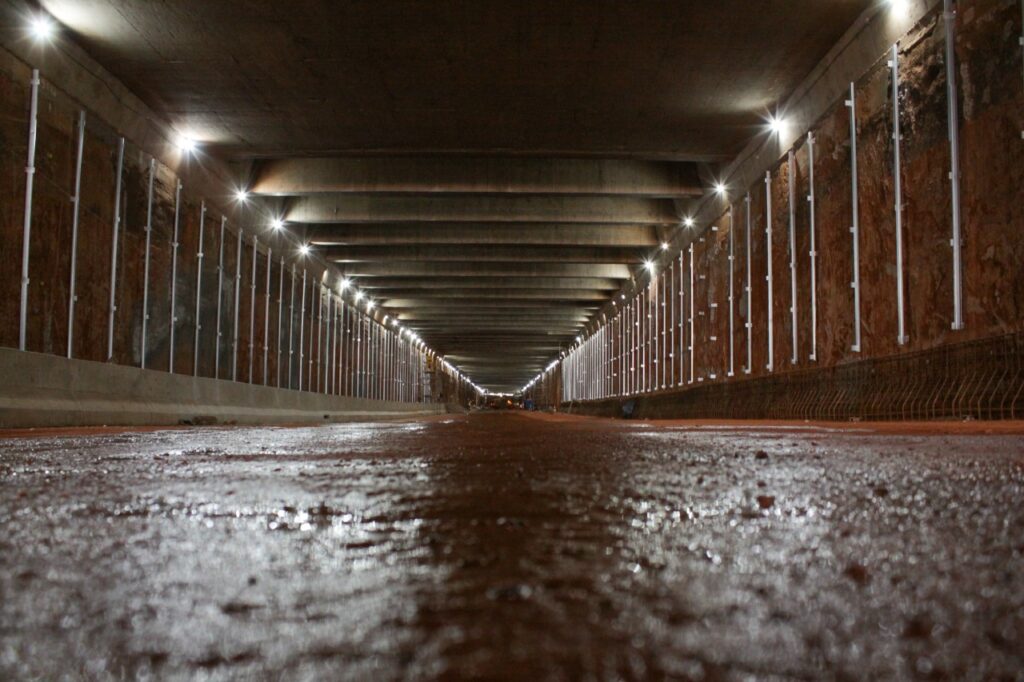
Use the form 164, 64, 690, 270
560, 0, 1023, 416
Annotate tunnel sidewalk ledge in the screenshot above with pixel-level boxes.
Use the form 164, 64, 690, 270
0, 348, 445, 429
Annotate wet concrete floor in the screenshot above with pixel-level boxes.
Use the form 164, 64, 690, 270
1, 412, 1023, 680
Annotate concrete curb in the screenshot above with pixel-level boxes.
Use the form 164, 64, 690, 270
0, 348, 445, 428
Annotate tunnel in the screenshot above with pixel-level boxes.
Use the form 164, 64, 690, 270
0, 0, 1023, 678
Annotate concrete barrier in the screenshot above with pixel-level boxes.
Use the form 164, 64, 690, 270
0, 348, 446, 428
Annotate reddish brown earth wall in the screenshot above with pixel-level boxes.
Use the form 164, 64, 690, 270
559, 0, 1023, 416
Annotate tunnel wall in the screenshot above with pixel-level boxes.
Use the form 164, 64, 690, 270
0, 43, 477, 426
559, 0, 1024, 420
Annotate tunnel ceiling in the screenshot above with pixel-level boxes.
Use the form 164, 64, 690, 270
40, 0, 873, 392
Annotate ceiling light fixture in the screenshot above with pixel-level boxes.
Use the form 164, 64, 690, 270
235, 189, 249, 203
30, 15, 55, 41
175, 135, 197, 154
769, 115, 787, 135
298, 244, 310, 256
684, 217, 695, 228
270, 218, 283, 231
661, 242, 669, 251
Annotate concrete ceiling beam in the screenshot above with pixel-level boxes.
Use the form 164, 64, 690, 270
285, 195, 678, 224
304, 223, 659, 247
398, 311, 589, 322
251, 157, 703, 198
323, 245, 644, 264
356, 277, 620, 291
384, 303, 599, 313
339, 262, 632, 278
379, 290, 610, 304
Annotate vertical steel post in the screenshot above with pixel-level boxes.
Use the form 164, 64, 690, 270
678, 252, 684, 385
18, 70, 40, 352
669, 260, 676, 387
193, 202, 206, 376
248, 237, 257, 382
299, 270, 307, 391
765, 170, 774, 372
807, 133, 818, 361
944, 0, 964, 330
276, 254, 284, 385
325, 291, 332, 394
263, 248, 272, 384
107, 137, 126, 362
744, 194, 753, 374
169, 181, 181, 373
214, 217, 226, 378
788, 152, 798, 364
288, 267, 296, 389
315, 284, 322, 392
661, 273, 667, 388
891, 44, 908, 346
847, 82, 863, 352
140, 158, 155, 368
688, 243, 695, 384
307, 279, 315, 392
355, 313, 363, 397
341, 301, 349, 396
66, 111, 86, 359
231, 228, 242, 381
727, 207, 735, 376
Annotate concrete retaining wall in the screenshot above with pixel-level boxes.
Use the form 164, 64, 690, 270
0, 348, 447, 428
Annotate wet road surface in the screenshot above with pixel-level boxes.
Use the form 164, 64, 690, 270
1, 412, 1023, 680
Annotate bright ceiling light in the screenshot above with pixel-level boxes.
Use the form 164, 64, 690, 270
30, 15, 55, 41
644, 260, 655, 273
769, 115, 787, 135
270, 218, 284, 231
235, 189, 249, 203
339, 277, 350, 290
714, 182, 727, 195
366, 301, 375, 310
354, 291, 364, 301
175, 134, 197, 154
889, 0, 910, 17
661, 242, 669, 251
684, 217, 695, 228
298, 244, 310, 256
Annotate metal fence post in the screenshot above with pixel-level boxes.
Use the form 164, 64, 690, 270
193, 202, 206, 376
231, 226, 242, 381
944, 0, 964, 330
765, 170, 775, 372
847, 82, 863, 352
891, 44, 909, 346
106, 137, 126, 361
214, 217, 226, 378
140, 158, 155, 368
169, 181, 181, 373
66, 111, 86, 358
807, 133, 818, 362
18, 69, 40, 352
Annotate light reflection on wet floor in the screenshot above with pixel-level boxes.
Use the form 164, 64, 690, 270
0, 413, 1022, 679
